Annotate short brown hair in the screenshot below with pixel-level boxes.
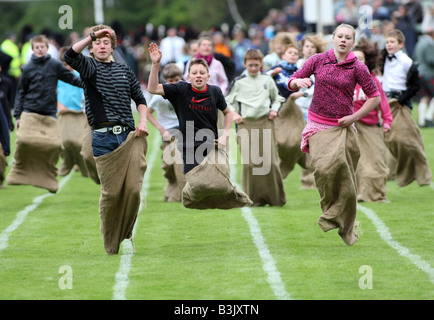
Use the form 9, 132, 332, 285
386, 29, 405, 44
188, 58, 209, 73
162, 63, 182, 79
244, 48, 263, 63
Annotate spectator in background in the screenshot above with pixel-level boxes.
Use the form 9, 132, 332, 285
0, 101, 9, 188
263, 32, 293, 71
1, 32, 21, 80
213, 31, 232, 58
421, 3, 434, 35
160, 27, 186, 67
231, 29, 252, 76
383, 0, 399, 17
372, 0, 391, 21
369, 20, 387, 49
392, 4, 418, 57
405, 0, 424, 24
0, 65, 14, 131
413, 26, 434, 127
335, 0, 358, 27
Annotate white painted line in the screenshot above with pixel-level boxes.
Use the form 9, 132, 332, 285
229, 137, 291, 300
241, 207, 292, 300
0, 171, 73, 254
358, 204, 434, 284
112, 132, 161, 300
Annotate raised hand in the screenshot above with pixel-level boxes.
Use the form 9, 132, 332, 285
148, 42, 162, 64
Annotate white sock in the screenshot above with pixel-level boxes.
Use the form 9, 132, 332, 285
418, 102, 427, 126
426, 98, 434, 122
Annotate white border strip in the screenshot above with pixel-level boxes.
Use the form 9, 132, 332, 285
112, 132, 161, 300
0, 171, 73, 254
229, 139, 291, 300
358, 204, 434, 284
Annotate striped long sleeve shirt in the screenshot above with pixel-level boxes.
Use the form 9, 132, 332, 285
64, 47, 146, 129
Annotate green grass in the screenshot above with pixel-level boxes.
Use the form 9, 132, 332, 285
0, 107, 433, 301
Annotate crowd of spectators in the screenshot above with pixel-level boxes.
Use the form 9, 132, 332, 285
0, 0, 432, 93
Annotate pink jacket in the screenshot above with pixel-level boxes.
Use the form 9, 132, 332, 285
288, 49, 380, 125
353, 73, 392, 128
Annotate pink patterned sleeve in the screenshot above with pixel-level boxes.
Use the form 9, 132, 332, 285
287, 54, 318, 91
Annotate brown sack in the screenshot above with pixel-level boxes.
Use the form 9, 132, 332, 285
95, 132, 147, 254
161, 138, 186, 202
274, 98, 309, 178
355, 121, 389, 202
57, 110, 88, 177
309, 126, 360, 245
80, 123, 100, 184
0, 142, 7, 187
6, 112, 62, 193
384, 99, 432, 187
237, 116, 286, 207
182, 142, 252, 209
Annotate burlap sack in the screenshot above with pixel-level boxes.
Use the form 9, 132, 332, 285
274, 98, 310, 179
161, 137, 186, 202
57, 110, 88, 177
6, 112, 63, 193
182, 142, 252, 209
80, 123, 100, 184
237, 116, 286, 207
309, 125, 360, 246
355, 121, 389, 202
384, 99, 432, 187
95, 131, 147, 254
0, 142, 6, 187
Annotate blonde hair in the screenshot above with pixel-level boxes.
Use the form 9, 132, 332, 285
30, 34, 49, 49
332, 23, 356, 40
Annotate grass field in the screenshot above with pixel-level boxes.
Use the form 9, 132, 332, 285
0, 106, 433, 305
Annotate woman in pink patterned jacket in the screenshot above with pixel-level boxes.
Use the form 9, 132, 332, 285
287, 24, 381, 246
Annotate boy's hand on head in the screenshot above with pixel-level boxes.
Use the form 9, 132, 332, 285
95, 29, 113, 39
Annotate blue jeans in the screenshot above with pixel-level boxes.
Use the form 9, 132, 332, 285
91, 129, 131, 157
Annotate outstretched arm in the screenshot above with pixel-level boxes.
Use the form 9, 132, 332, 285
147, 43, 165, 95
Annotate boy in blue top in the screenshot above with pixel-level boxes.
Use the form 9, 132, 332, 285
57, 46, 87, 177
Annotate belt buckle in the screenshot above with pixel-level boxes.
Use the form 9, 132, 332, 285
112, 125, 122, 135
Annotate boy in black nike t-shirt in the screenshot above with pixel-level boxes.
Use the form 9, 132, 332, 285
148, 42, 232, 174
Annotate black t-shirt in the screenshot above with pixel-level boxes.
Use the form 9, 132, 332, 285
162, 81, 227, 173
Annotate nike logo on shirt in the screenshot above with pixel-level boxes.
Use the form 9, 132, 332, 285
191, 97, 210, 104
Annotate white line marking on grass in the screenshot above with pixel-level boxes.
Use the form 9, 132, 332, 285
0, 171, 73, 254
358, 204, 434, 284
112, 133, 161, 300
241, 207, 292, 300
229, 140, 291, 300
